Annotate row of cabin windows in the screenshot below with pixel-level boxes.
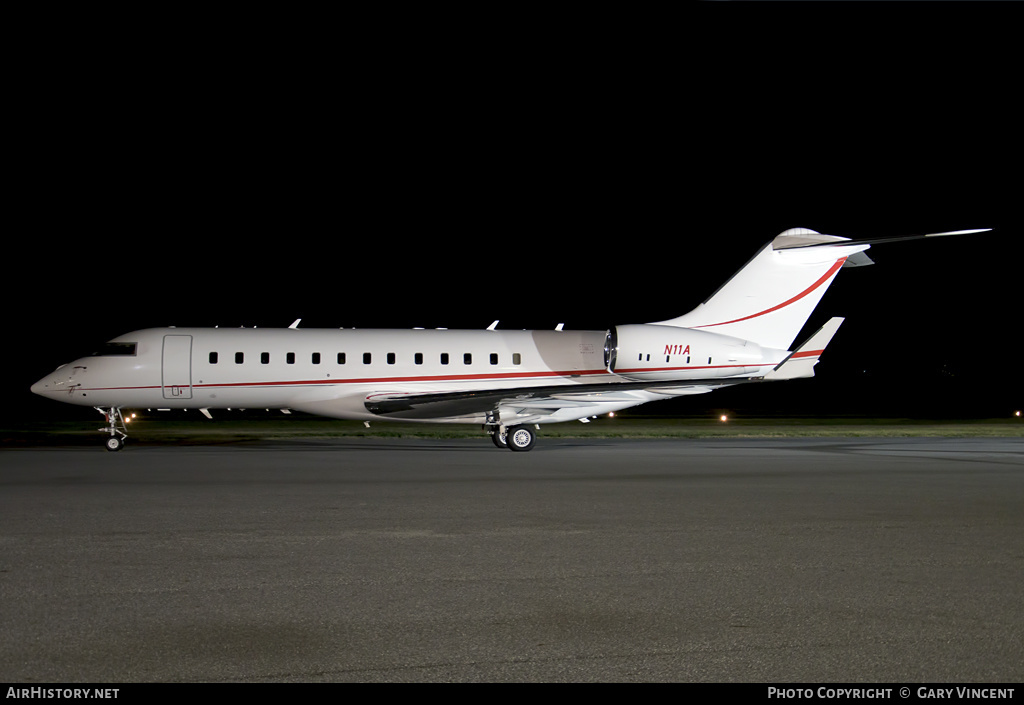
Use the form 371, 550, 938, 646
638, 354, 713, 364
208, 352, 523, 366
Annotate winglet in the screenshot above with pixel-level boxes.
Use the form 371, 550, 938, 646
763, 317, 844, 381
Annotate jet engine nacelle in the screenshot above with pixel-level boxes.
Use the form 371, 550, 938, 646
605, 324, 768, 381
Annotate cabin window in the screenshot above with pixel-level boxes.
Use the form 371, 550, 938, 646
490, 353, 498, 365
209, 352, 218, 364
363, 353, 372, 364
464, 353, 472, 365
337, 353, 346, 364
261, 352, 271, 364
387, 352, 396, 365
235, 352, 244, 364
513, 353, 522, 365
287, 352, 296, 364
666, 355, 670, 363
441, 353, 449, 365
638, 353, 642, 361
414, 353, 423, 365
646, 354, 650, 362
312, 352, 321, 364
708, 357, 712, 365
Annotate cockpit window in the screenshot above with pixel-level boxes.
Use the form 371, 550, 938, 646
91, 342, 138, 356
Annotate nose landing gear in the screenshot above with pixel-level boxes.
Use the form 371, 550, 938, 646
96, 407, 127, 451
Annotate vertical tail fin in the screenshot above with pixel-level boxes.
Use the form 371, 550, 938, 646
651, 229, 871, 350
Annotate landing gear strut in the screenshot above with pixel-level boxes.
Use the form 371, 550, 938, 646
96, 407, 127, 451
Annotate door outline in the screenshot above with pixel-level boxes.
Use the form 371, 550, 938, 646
162, 335, 193, 400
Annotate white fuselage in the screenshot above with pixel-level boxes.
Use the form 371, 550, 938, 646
31, 326, 786, 425
32, 227, 980, 446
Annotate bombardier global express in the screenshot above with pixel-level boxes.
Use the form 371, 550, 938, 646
31, 228, 988, 451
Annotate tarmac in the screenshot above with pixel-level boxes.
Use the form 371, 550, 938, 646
2, 437, 1023, 682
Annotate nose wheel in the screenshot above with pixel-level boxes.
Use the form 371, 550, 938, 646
96, 407, 128, 451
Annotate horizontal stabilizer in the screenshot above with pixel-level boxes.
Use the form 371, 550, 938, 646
773, 228, 990, 250
762, 317, 844, 381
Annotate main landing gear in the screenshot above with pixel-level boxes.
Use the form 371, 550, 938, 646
96, 407, 127, 451
488, 424, 537, 452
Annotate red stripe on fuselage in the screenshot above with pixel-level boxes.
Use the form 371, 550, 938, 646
64, 360, 782, 394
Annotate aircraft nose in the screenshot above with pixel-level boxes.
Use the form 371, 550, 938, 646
31, 375, 52, 396
31, 365, 72, 396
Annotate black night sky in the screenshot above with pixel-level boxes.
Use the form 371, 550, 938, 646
6, 6, 1021, 426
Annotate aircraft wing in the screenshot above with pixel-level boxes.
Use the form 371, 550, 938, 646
365, 319, 847, 422
761, 317, 844, 381
363, 378, 735, 421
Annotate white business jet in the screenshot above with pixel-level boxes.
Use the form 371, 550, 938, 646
31, 228, 987, 451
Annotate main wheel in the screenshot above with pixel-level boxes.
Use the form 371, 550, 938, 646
105, 436, 124, 452
491, 428, 508, 449
506, 425, 536, 452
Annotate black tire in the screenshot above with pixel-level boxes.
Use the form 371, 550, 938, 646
105, 436, 124, 452
491, 429, 508, 449
506, 425, 536, 452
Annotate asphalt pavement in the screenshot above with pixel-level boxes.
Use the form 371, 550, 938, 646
2, 437, 1022, 682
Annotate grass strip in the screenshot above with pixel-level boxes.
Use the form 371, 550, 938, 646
4, 414, 1022, 447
